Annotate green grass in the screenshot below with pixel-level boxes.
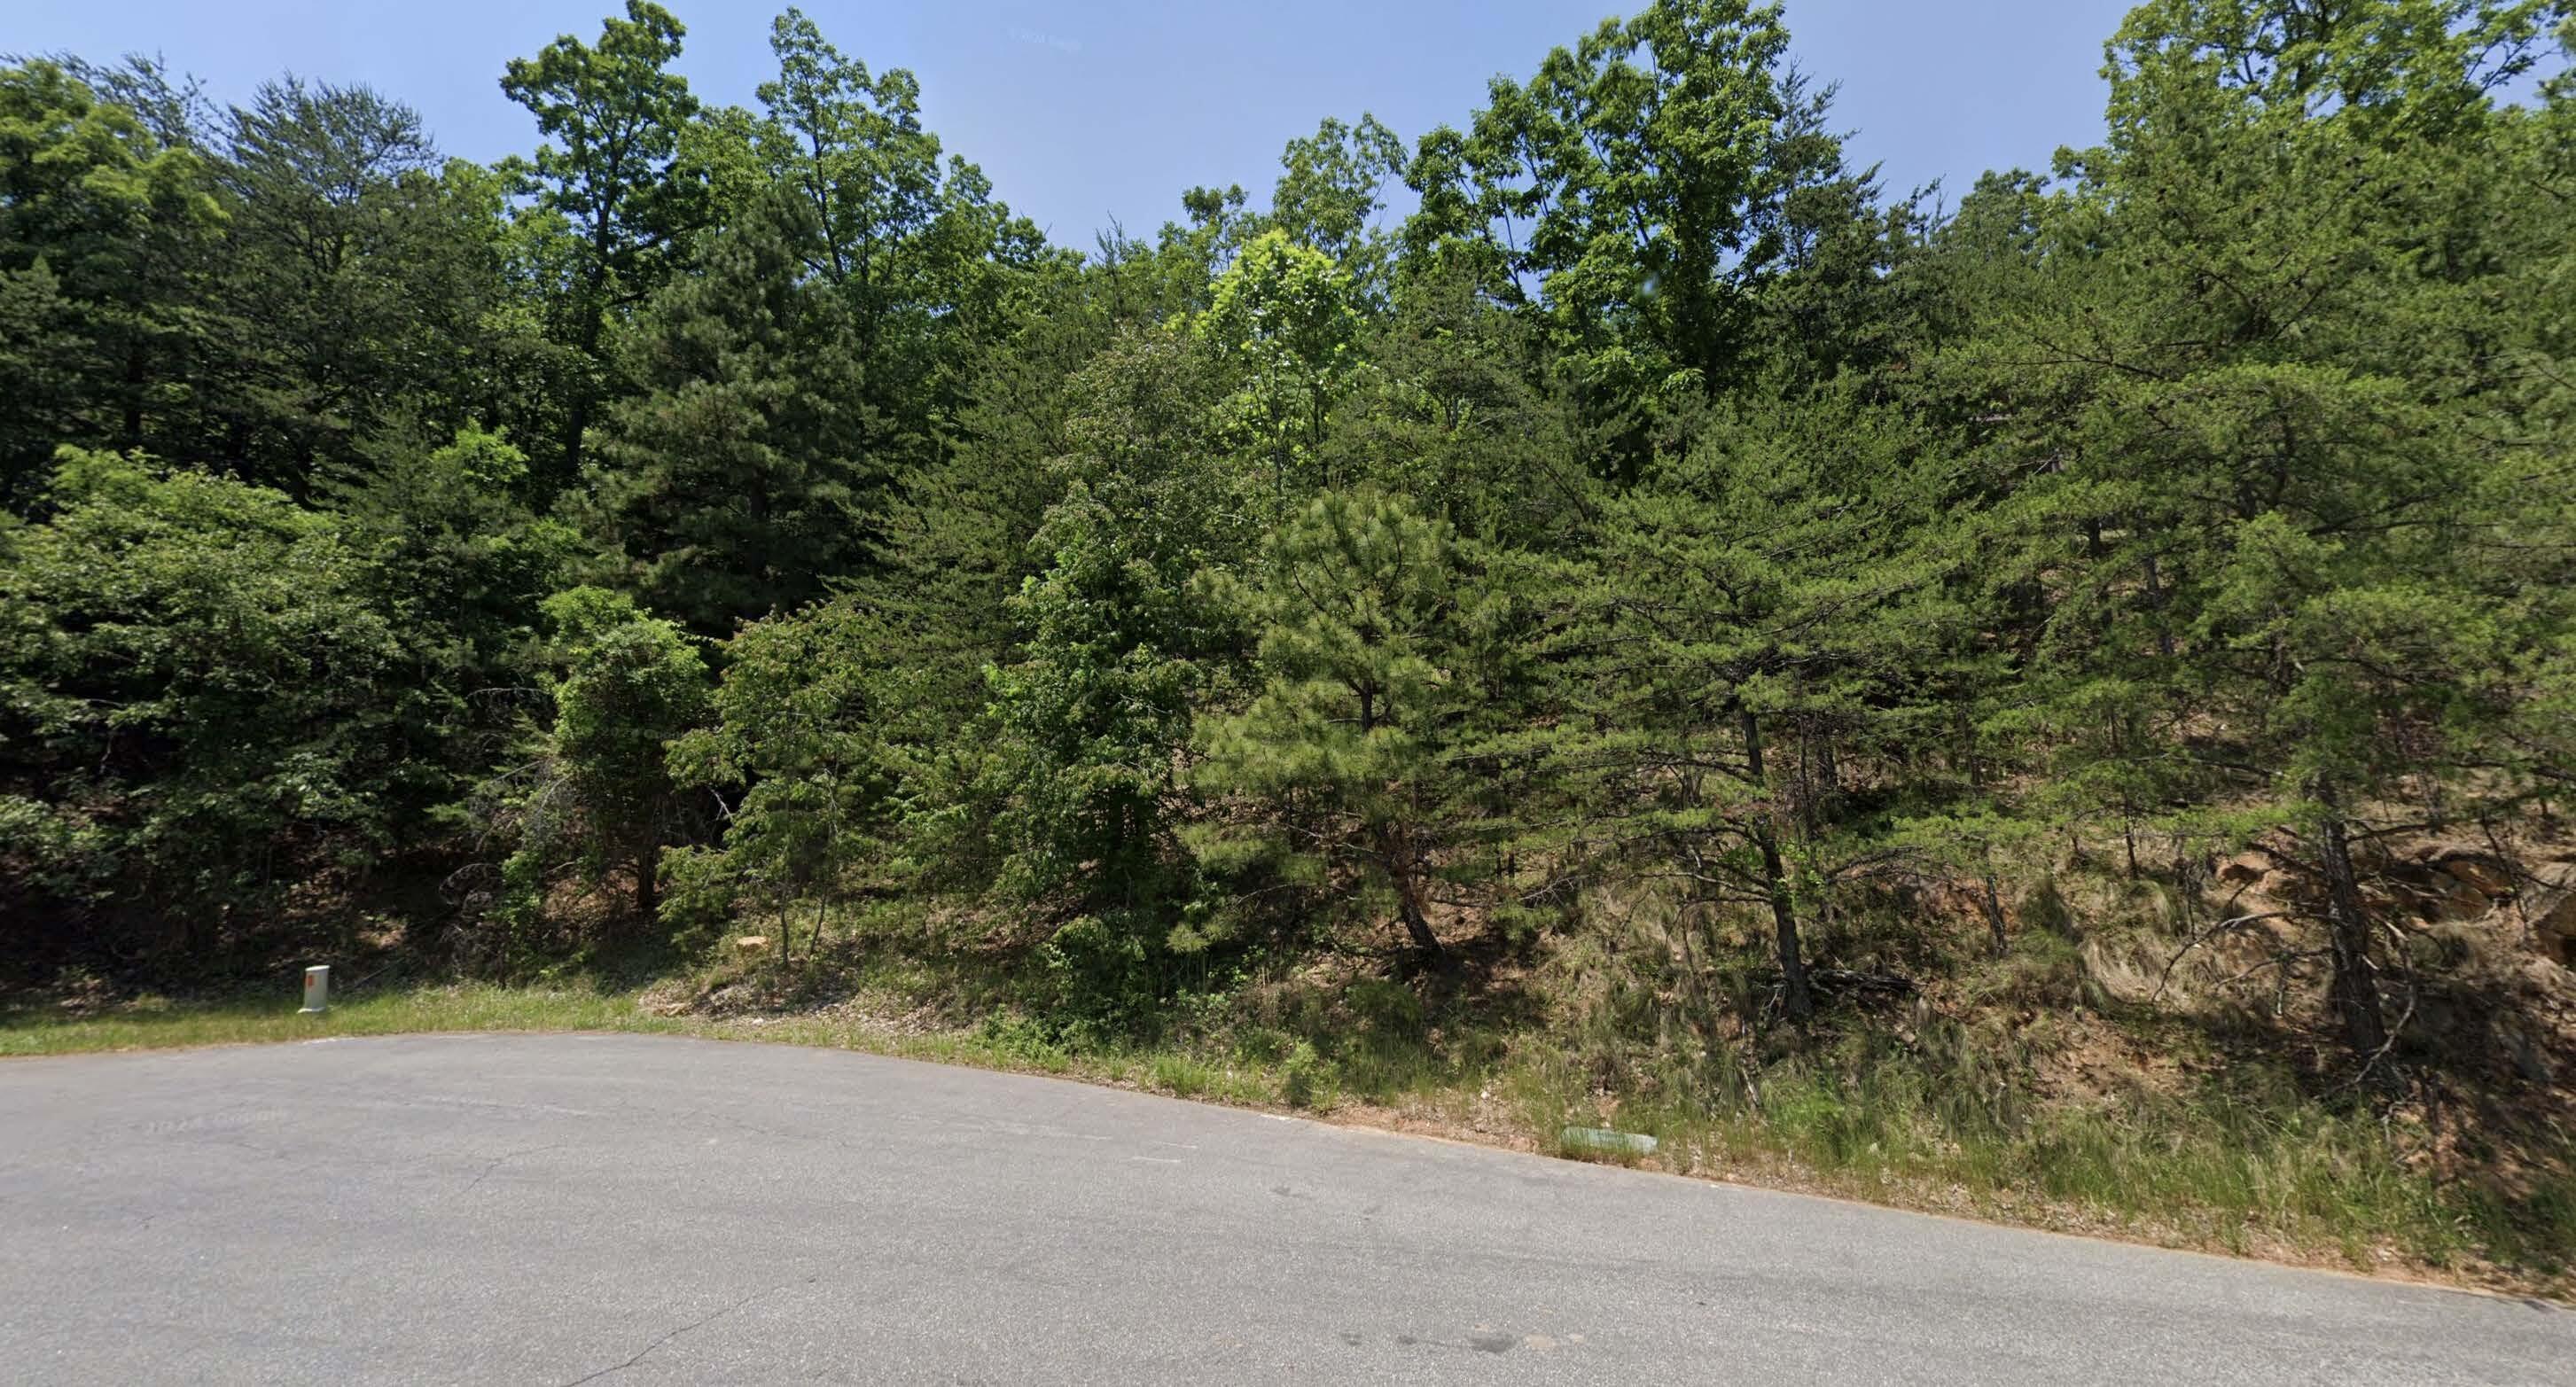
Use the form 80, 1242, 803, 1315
0, 979, 1303, 1107
0, 984, 669, 1057
1481, 1039, 2576, 1289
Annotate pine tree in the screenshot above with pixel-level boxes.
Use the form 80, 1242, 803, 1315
1587, 389, 1949, 1021
1194, 489, 1542, 964
979, 328, 1249, 964
1946, 0, 2576, 1057
584, 193, 880, 640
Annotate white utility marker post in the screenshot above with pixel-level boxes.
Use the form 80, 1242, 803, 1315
1562, 1126, 1657, 1157
300, 965, 330, 1015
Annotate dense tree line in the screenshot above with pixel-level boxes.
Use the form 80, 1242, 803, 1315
4, 0, 2572, 1071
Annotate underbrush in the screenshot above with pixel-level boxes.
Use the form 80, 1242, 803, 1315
1502, 1032, 2574, 1283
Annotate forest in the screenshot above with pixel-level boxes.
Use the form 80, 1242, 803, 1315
5, 0, 2576, 1282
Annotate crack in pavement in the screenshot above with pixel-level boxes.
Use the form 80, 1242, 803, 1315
457, 1144, 565, 1200
550, 1289, 765, 1387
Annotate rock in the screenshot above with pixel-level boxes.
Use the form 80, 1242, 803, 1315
2503, 1027, 2556, 1087
2269, 869, 2324, 900
2432, 879, 2493, 923
734, 935, 770, 954
2439, 856, 2515, 899
2528, 866, 2576, 968
2217, 853, 2270, 886
2527, 865, 2575, 923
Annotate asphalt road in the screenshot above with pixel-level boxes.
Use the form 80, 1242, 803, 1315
0, 1034, 2566, 1385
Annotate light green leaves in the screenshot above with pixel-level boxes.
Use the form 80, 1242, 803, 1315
1196, 229, 1367, 487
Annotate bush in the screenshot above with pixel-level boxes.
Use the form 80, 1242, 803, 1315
1282, 1040, 1325, 1108
0, 450, 406, 962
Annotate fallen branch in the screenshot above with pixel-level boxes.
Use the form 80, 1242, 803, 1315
1807, 968, 1917, 998
2154, 912, 2289, 1001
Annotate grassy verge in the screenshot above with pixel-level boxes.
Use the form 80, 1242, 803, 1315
0, 979, 1297, 1102
4, 977, 2567, 1298
0, 984, 668, 1056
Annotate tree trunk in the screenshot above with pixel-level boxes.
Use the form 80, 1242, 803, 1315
2143, 558, 2176, 659
1380, 818, 1463, 962
564, 253, 608, 490
634, 850, 659, 928
1386, 827, 1446, 962
1981, 865, 2010, 957
563, 388, 590, 489
1757, 827, 1812, 1022
2316, 799, 2389, 1059
1396, 889, 1444, 960
1744, 711, 1813, 1022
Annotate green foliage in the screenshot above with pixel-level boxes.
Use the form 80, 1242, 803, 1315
584, 192, 879, 638
753, 6, 941, 293
4, 0, 2576, 1230
1195, 489, 1543, 959
738, 7, 1050, 448
0, 59, 222, 496
499, 2, 704, 306
1323, 265, 1601, 547
1280, 1038, 1325, 1108
0, 449, 402, 952
1195, 229, 1368, 489
987, 487, 1215, 901
961, 327, 1263, 1019
488, 587, 710, 939
1268, 113, 1407, 292
1401, 0, 1801, 401
664, 597, 899, 955
1583, 387, 1955, 1017
211, 78, 523, 493
498, 0, 706, 486
1924, 0, 2576, 1048
332, 424, 574, 819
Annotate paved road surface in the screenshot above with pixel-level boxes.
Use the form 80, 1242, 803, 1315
1, 1033, 2566, 1384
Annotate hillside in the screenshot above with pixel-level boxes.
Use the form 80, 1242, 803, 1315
5, 0, 2575, 1288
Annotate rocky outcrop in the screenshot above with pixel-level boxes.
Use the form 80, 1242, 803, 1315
2530, 863, 2576, 968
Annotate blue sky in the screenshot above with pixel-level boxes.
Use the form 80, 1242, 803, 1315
10, 0, 2137, 244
